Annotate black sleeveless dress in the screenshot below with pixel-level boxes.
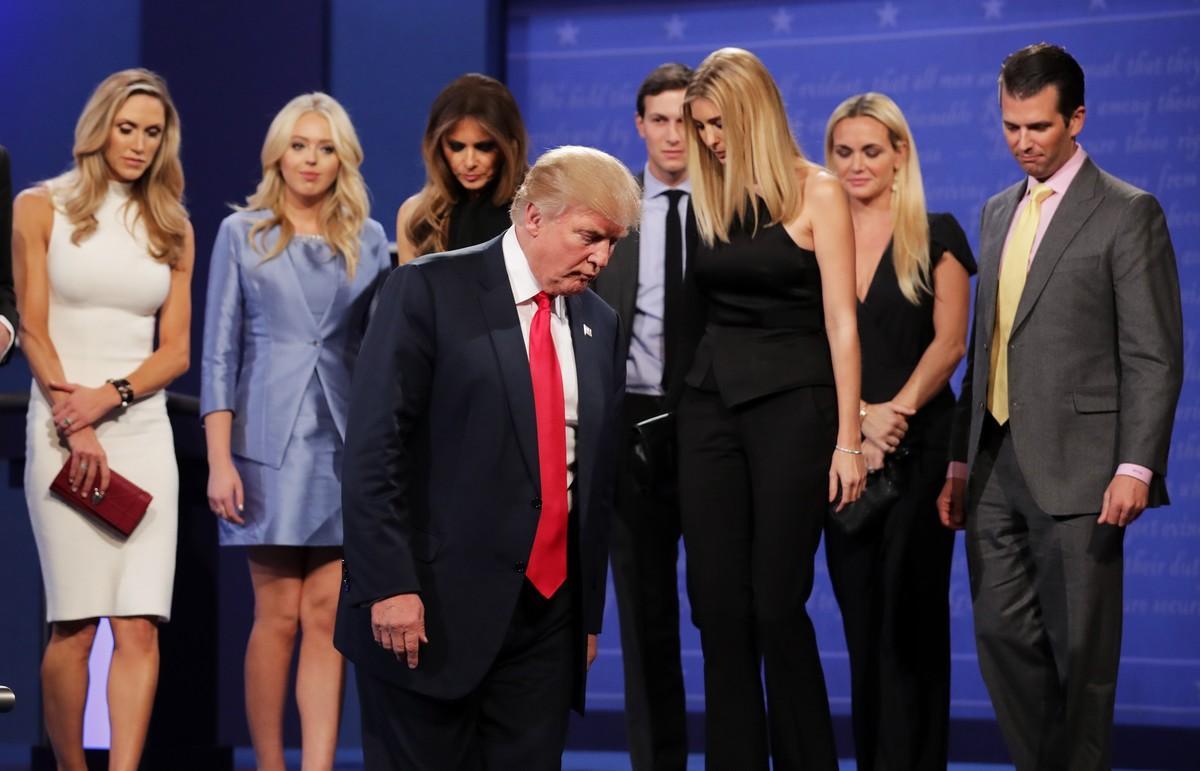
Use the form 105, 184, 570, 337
825, 212, 976, 771
684, 199, 834, 403
676, 198, 841, 771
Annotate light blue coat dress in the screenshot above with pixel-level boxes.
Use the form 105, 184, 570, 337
200, 211, 391, 545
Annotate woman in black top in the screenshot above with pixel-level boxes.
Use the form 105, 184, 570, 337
678, 48, 866, 770
395, 74, 528, 263
824, 92, 974, 770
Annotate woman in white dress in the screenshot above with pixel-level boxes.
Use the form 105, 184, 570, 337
12, 68, 193, 771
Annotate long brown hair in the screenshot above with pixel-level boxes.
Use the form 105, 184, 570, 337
58, 68, 188, 266
406, 74, 529, 256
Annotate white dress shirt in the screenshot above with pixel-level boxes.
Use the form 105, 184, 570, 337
501, 227, 579, 494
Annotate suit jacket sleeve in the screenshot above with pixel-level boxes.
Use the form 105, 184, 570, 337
341, 264, 436, 606
0, 147, 17, 364
948, 205, 987, 464
1111, 192, 1183, 475
200, 217, 245, 418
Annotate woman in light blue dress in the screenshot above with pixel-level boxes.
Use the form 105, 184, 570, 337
200, 93, 390, 771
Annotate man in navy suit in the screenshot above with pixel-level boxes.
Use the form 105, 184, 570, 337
336, 145, 640, 770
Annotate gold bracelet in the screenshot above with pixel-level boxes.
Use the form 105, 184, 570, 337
834, 444, 863, 456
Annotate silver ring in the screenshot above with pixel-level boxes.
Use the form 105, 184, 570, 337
80, 461, 88, 472
61, 417, 73, 428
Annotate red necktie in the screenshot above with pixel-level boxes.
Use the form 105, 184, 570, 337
525, 292, 568, 598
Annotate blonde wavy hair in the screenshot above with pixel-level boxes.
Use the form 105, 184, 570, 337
57, 68, 188, 266
407, 74, 529, 257
825, 93, 930, 304
241, 93, 370, 277
684, 48, 803, 245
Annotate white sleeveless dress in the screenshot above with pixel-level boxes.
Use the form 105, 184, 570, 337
25, 178, 178, 622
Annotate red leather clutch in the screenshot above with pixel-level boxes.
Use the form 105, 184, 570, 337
50, 460, 153, 538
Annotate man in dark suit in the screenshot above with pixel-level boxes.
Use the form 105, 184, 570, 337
591, 62, 694, 771
335, 145, 640, 770
0, 146, 18, 363
940, 44, 1183, 770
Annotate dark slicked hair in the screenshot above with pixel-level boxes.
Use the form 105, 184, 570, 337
999, 43, 1085, 121
636, 62, 693, 116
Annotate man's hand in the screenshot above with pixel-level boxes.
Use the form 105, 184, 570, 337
587, 634, 598, 671
1098, 474, 1149, 527
371, 593, 428, 669
0, 325, 11, 354
938, 476, 965, 530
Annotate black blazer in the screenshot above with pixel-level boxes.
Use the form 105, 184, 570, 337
591, 172, 703, 407
334, 236, 624, 713
0, 146, 17, 364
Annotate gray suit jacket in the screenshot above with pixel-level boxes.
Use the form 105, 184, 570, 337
950, 157, 1183, 515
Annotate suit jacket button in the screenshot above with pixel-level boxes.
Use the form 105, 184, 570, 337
311, 340, 320, 347
531, 497, 542, 510
514, 561, 526, 573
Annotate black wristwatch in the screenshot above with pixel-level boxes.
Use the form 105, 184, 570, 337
107, 378, 134, 407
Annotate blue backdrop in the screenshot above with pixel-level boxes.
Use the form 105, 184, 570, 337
504, 0, 1200, 728
0, 0, 1197, 756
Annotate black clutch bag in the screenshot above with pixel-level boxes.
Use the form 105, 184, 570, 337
632, 412, 677, 490
829, 446, 912, 537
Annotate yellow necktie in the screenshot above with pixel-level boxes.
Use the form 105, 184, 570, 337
988, 183, 1054, 425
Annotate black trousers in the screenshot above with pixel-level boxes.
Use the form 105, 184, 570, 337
967, 416, 1124, 771
610, 393, 688, 771
677, 384, 838, 771
355, 582, 574, 771
825, 431, 954, 771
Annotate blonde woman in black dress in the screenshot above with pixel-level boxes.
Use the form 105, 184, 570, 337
824, 91, 974, 770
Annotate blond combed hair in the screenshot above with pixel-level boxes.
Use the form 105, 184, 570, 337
684, 48, 803, 245
824, 92, 930, 304
407, 74, 529, 256
241, 93, 370, 278
510, 145, 641, 231
59, 68, 188, 266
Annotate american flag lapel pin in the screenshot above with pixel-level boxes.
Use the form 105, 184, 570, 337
583, 324, 593, 338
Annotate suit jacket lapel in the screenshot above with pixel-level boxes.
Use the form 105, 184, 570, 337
977, 182, 1024, 350
566, 293, 600, 523
475, 241, 540, 485
316, 259, 351, 334
259, 239, 321, 338
1012, 159, 1104, 336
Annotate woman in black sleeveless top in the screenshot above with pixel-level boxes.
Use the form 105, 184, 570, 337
678, 48, 866, 770
395, 74, 528, 263
824, 93, 974, 770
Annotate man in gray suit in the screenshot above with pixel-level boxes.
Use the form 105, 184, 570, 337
939, 43, 1183, 770
592, 62, 695, 771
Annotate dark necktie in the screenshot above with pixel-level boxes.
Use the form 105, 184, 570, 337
525, 292, 568, 598
661, 189, 686, 393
